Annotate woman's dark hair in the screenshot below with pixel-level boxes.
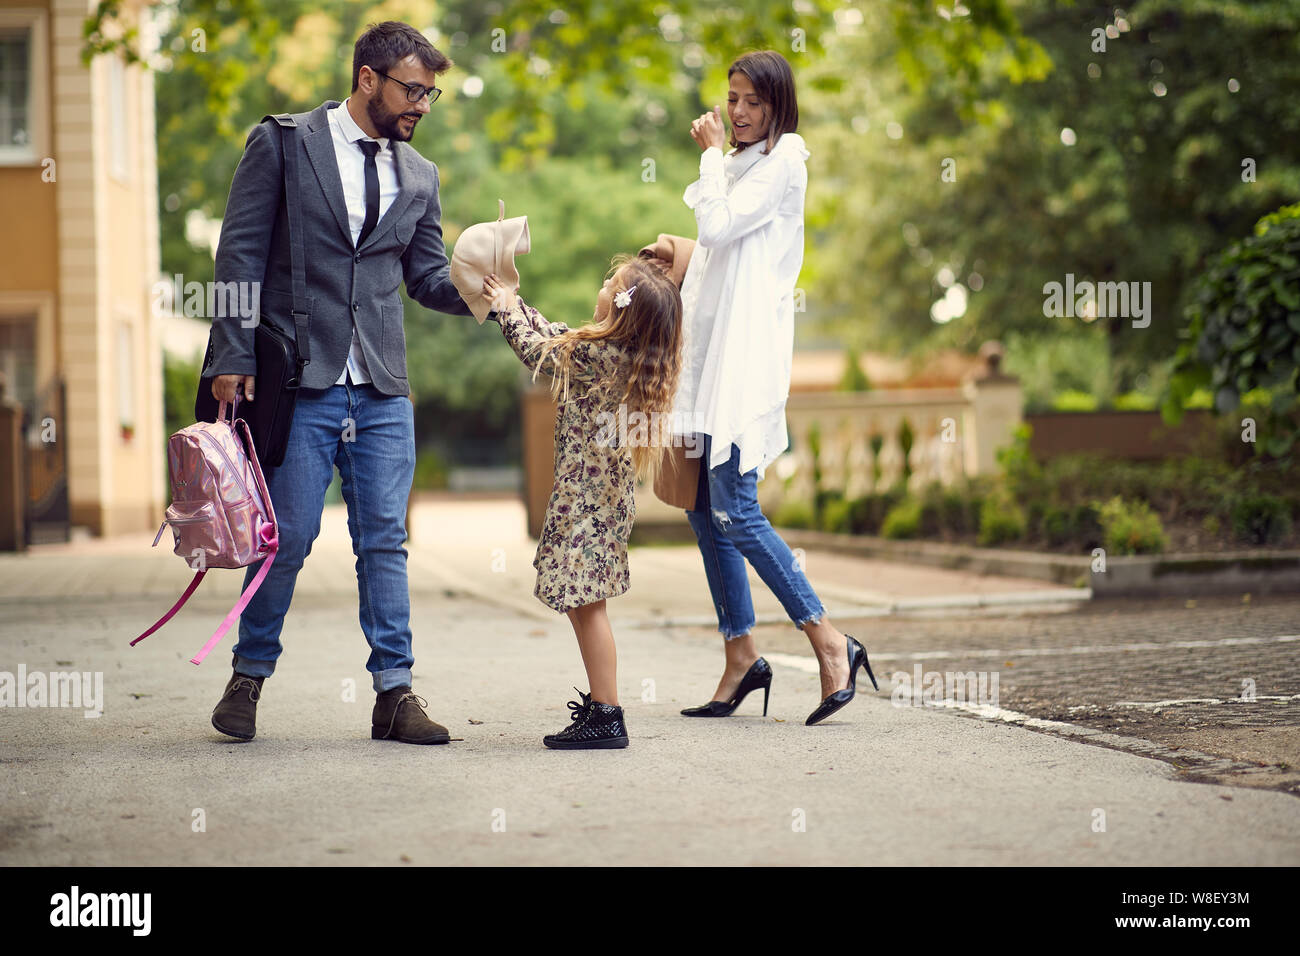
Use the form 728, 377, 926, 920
352, 21, 452, 92
727, 50, 799, 155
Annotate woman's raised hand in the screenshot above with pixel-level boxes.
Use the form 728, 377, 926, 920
690, 106, 727, 152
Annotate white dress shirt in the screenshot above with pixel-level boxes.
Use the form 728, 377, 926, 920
328, 100, 400, 386
671, 132, 810, 479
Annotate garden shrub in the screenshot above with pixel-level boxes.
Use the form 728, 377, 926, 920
820, 496, 854, 534
978, 493, 1026, 546
1230, 494, 1293, 545
1097, 496, 1167, 555
772, 500, 814, 530
882, 497, 923, 539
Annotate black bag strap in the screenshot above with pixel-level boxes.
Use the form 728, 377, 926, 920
263, 113, 310, 368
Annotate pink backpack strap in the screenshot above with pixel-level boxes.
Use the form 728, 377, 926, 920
189, 423, 280, 665
189, 521, 278, 665
133, 399, 283, 665
131, 570, 207, 647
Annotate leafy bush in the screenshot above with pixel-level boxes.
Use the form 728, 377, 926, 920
849, 487, 906, 535
995, 423, 1045, 501
1051, 389, 1100, 412
1165, 202, 1300, 457
978, 493, 1026, 546
1072, 503, 1104, 550
1041, 505, 1072, 547
1042, 503, 1104, 550
772, 499, 815, 530
918, 482, 949, 537
881, 497, 923, 539
814, 488, 844, 526
1097, 496, 1167, 555
819, 495, 854, 533
1230, 494, 1293, 545
940, 488, 973, 535
1113, 391, 1158, 411
413, 448, 449, 490
163, 352, 201, 440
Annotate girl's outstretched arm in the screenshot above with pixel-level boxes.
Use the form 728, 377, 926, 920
485, 277, 605, 383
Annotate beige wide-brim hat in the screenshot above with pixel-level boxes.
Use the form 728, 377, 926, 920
451, 199, 531, 323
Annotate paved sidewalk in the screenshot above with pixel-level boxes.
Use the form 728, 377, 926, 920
1, 497, 1296, 865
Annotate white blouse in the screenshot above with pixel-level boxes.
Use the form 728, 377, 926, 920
672, 132, 810, 480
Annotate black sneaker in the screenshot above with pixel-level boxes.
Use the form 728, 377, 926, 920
543, 689, 629, 749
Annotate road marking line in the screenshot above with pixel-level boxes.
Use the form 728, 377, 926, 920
862, 634, 1300, 662
762, 652, 1285, 778
1114, 694, 1300, 710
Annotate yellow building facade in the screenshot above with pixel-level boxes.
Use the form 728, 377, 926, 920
0, 0, 163, 541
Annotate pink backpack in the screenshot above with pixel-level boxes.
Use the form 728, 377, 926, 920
132, 396, 279, 664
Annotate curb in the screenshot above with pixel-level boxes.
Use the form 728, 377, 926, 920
776, 527, 1090, 586
766, 528, 1299, 598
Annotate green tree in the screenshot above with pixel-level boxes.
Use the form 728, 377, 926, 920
804, 0, 1300, 396
1164, 202, 1300, 456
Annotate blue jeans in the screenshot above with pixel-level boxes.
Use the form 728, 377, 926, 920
231, 382, 416, 692
684, 434, 826, 639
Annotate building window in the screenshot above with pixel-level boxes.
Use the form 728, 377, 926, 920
0, 317, 36, 411
0, 9, 46, 165
0, 28, 31, 157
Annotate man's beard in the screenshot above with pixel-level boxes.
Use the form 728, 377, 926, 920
366, 91, 419, 141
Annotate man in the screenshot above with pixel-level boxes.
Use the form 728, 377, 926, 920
202, 21, 472, 743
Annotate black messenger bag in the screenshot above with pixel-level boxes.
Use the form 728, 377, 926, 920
195, 113, 310, 468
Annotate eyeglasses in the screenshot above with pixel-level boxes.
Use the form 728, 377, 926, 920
373, 70, 442, 104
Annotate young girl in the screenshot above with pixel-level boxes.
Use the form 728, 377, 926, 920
482, 257, 682, 748
674, 49, 878, 726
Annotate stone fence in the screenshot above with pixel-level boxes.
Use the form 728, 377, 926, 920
520, 344, 1024, 537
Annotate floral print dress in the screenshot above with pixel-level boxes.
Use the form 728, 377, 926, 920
493, 297, 636, 613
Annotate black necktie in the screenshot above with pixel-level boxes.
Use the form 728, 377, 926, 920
357, 139, 381, 248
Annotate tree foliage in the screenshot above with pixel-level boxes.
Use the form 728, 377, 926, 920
1164, 202, 1300, 456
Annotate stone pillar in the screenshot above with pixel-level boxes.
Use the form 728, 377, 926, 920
961, 341, 1023, 476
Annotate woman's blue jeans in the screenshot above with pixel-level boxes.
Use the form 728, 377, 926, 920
684, 433, 826, 639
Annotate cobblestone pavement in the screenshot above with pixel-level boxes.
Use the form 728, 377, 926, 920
748, 594, 1300, 796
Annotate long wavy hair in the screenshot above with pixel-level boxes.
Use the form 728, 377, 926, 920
527, 256, 683, 486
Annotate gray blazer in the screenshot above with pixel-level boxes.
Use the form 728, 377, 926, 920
203, 100, 472, 395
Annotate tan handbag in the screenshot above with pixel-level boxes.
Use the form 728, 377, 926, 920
653, 444, 701, 510
638, 233, 703, 510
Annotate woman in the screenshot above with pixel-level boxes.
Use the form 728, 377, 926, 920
673, 50, 877, 725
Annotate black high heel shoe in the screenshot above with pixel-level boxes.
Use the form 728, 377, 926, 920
681, 658, 773, 717
805, 636, 877, 726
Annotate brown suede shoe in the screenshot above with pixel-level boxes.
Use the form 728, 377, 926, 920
372, 686, 450, 744
211, 671, 265, 740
